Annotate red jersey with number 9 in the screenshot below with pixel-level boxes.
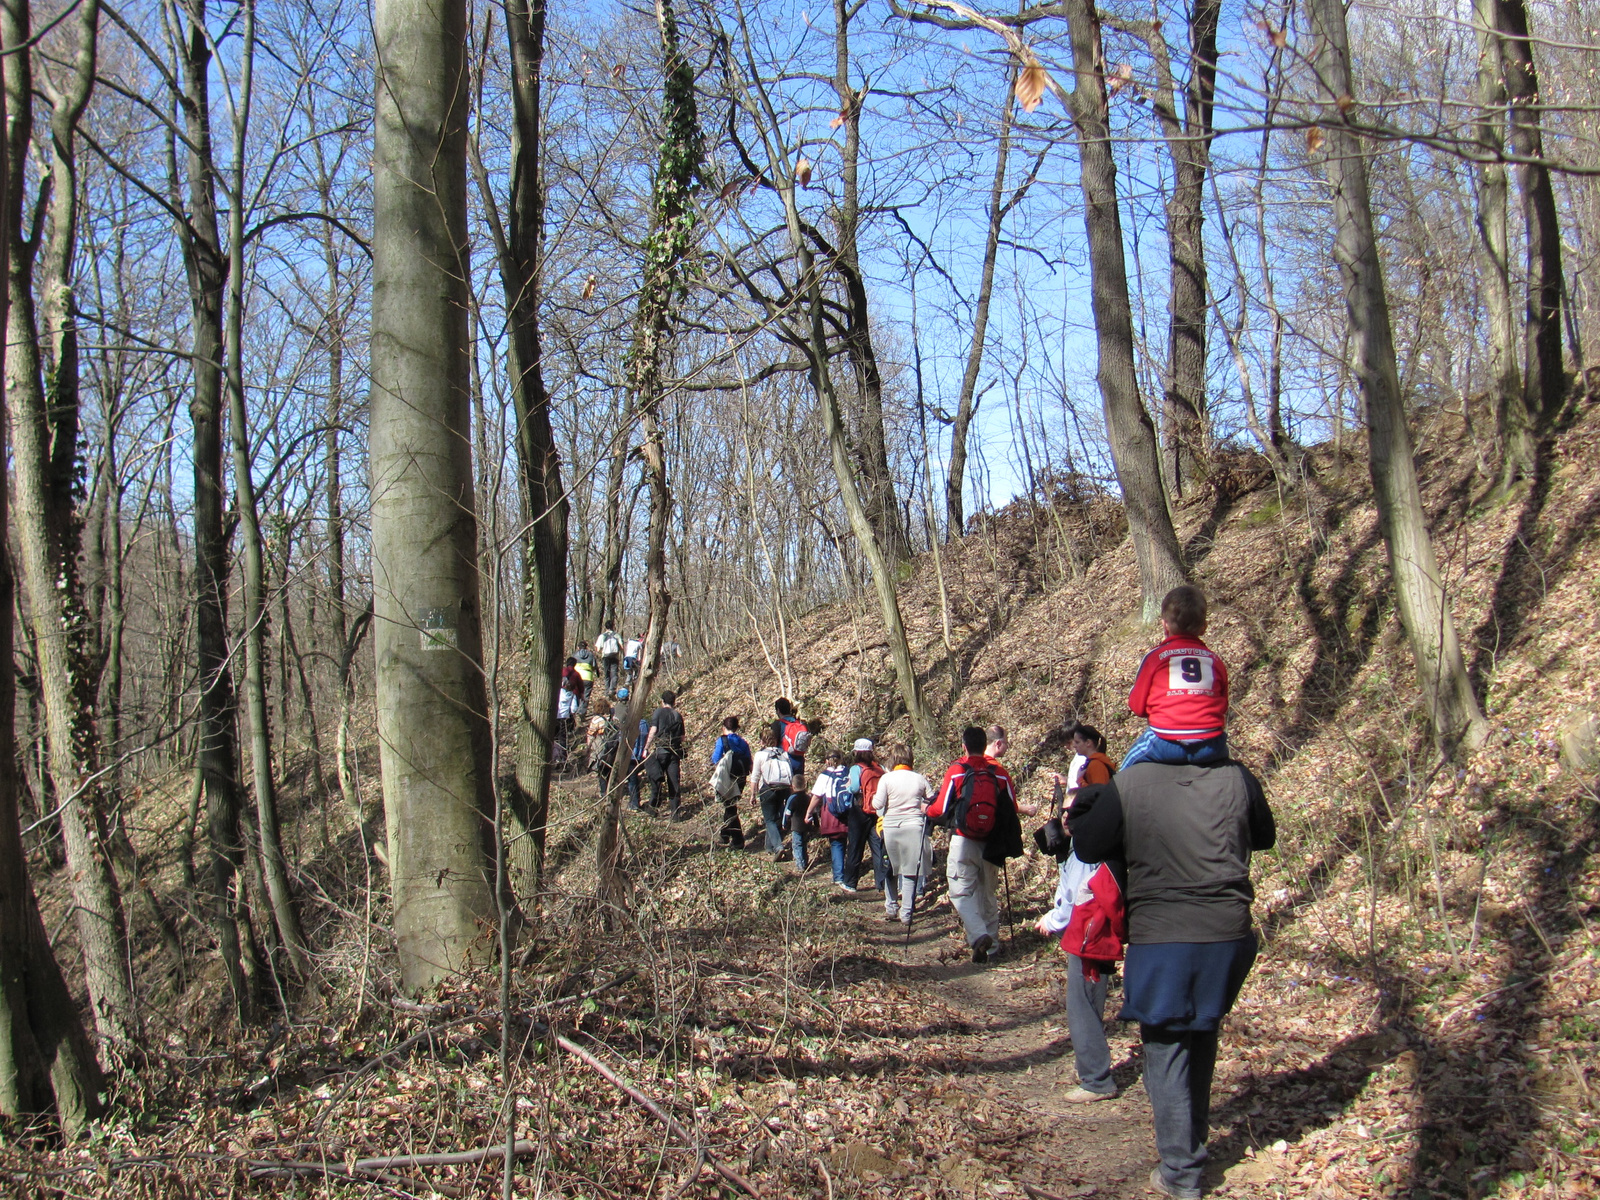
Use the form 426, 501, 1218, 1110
1127, 634, 1229, 741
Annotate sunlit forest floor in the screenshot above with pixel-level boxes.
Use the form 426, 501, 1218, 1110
6, 387, 1599, 1198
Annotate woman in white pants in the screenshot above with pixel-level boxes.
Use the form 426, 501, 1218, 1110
876, 744, 933, 924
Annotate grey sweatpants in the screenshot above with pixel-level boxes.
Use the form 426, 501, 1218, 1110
1064, 954, 1113, 1095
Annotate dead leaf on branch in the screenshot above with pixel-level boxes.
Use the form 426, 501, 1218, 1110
1108, 62, 1134, 95
795, 157, 813, 187
1259, 21, 1288, 48
581, 275, 598, 301
1016, 63, 1050, 113
829, 110, 846, 130
1336, 93, 1357, 113
1306, 126, 1324, 153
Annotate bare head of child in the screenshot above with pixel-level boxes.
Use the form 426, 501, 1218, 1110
1161, 585, 1208, 640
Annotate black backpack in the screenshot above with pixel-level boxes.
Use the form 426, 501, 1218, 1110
723, 734, 753, 778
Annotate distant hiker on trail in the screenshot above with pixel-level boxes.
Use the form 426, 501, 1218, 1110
596, 626, 623, 695
808, 745, 855, 888
589, 699, 620, 793
1069, 753, 1275, 1198
623, 635, 643, 687
875, 744, 934, 925
558, 656, 586, 741
1122, 585, 1229, 771
751, 727, 797, 863
928, 726, 1022, 964
642, 690, 686, 818
624, 708, 648, 811
573, 650, 599, 702
1037, 722, 1122, 1107
804, 750, 851, 886
711, 716, 752, 849
842, 739, 886, 893
770, 698, 814, 847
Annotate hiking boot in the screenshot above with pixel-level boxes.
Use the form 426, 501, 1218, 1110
1147, 1167, 1201, 1199
1063, 1086, 1115, 1104
970, 934, 996, 964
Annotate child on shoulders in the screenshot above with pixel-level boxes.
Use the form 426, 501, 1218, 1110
1121, 585, 1229, 770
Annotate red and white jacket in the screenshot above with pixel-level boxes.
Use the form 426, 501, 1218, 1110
1060, 861, 1127, 982
1127, 634, 1229, 741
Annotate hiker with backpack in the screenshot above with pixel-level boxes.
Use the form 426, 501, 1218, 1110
875, 744, 934, 924
590, 699, 621, 793
711, 717, 753, 848
841, 739, 886, 893
641, 690, 686, 818
623, 635, 643, 687
596, 626, 623, 696
558, 657, 586, 742
927, 726, 1023, 963
751, 728, 797, 863
624, 709, 649, 811
770, 699, 814, 844
807, 746, 856, 887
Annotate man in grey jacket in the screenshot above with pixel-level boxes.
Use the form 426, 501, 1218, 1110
1069, 758, 1275, 1199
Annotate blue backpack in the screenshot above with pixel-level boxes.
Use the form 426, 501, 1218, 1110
721, 733, 753, 778
826, 766, 858, 817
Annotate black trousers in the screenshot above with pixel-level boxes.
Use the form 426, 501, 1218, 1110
719, 777, 747, 845
648, 754, 682, 812
843, 807, 879, 888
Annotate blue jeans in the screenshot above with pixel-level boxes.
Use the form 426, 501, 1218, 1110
1120, 728, 1227, 771
829, 838, 847, 883
759, 790, 787, 853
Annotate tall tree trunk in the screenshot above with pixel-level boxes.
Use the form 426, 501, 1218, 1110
371, 0, 496, 991
223, 0, 308, 978
599, 391, 631, 631
1059, 0, 1186, 620
599, 0, 700, 908
1470, 0, 1521, 467
829, 0, 907, 562
1305, 0, 1488, 755
2, 0, 137, 1047
472, 0, 568, 907
176, 0, 251, 1021
1494, 0, 1565, 486
1124, 0, 1219, 497
0, 47, 104, 1137
947, 69, 1019, 539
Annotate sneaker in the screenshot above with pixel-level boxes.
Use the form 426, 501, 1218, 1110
970, 934, 996, 964
1147, 1167, 1201, 1199
1063, 1086, 1116, 1104
835, 882, 855, 893
883, 911, 899, 922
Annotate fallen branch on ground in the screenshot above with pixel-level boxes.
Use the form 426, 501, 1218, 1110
556, 1032, 762, 1197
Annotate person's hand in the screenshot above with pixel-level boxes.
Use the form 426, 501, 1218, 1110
1035, 916, 1052, 936
1047, 770, 1065, 787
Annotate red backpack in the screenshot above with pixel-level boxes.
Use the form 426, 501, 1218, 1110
930, 761, 1001, 840
779, 716, 812, 757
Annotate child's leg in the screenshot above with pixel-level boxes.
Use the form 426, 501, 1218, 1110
1181, 734, 1229, 764
1121, 726, 1191, 770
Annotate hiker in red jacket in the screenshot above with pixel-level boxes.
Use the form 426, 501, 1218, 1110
927, 726, 1020, 964
1122, 585, 1230, 770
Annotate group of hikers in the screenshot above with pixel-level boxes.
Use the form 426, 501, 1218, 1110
592, 584, 1274, 1198
557, 625, 684, 747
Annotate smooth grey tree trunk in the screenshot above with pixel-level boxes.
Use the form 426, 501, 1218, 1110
1059, 0, 1187, 621
1305, 0, 1488, 755
0, 46, 104, 1137
371, 0, 496, 992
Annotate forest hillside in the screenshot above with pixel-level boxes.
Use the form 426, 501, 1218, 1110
10, 386, 1596, 1200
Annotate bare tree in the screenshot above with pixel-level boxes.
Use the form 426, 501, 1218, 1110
1304, 0, 1487, 754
